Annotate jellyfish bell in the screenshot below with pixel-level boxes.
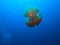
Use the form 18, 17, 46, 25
24, 7, 42, 27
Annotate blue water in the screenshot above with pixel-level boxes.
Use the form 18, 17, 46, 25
0, 0, 60, 45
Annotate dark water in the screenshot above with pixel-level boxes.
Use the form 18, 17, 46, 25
0, 0, 60, 45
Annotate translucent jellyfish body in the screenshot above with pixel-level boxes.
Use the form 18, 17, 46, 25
24, 7, 42, 27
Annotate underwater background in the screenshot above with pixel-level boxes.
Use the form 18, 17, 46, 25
0, 0, 60, 45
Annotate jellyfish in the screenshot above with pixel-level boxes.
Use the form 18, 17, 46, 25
24, 7, 42, 27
